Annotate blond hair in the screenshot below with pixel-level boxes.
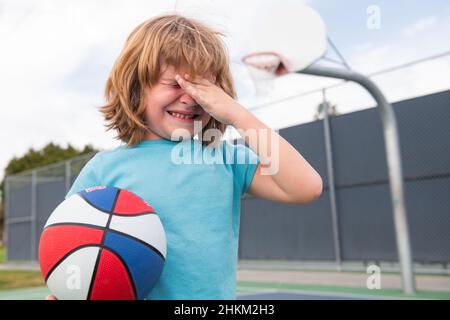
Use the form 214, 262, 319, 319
100, 14, 236, 146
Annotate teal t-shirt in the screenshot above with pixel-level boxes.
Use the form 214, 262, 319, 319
65, 138, 259, 299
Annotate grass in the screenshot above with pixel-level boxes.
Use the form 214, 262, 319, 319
0, 246, 45, 291
0, 246, 4, 264
0, 270, 45, 291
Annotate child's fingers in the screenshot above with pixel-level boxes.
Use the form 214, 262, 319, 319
184, 74, 212, 86
175, 74, 198, 97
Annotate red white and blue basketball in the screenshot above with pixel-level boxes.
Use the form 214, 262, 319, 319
38, 186, 166, 300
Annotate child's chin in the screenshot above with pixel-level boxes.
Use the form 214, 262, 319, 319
168, 128, 195, 141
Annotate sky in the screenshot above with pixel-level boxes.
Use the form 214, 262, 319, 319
1, 0, 449, 180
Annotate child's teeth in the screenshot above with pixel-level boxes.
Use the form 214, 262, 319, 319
171, 112, 194, 119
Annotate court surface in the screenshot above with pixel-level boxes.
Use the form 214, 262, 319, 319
0, 280, 448, 300
0, 286, 372, 300
0, 286, 390, 300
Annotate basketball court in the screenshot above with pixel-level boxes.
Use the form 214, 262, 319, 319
0, 286, 376, 300
1, 0, 449, 301
0, 286, 447, 300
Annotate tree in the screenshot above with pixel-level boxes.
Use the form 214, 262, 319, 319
0, 143, 98, 242
314, 100, 340, 121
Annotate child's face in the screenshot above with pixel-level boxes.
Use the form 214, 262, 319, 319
143, 64, 213, 140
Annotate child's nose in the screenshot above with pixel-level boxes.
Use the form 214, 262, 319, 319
179, 92, 196, 106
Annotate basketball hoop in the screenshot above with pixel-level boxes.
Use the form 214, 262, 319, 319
242, 52, 288, 97
235, 2, 327, 97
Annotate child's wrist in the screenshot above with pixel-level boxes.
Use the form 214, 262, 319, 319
229, 104, 252, 128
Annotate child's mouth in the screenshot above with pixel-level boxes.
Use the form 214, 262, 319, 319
166, 111, 200, 123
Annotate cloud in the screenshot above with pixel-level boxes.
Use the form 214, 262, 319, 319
235, 10, 450, 132
0, 0, 449, 183
0, 0, 175, 180
402, 16, 437, 38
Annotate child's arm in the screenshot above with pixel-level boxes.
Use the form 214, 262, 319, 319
231, 108, 323, 204
175, 74, 323, 204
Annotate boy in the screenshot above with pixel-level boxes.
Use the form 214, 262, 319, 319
48, 14, 322, 300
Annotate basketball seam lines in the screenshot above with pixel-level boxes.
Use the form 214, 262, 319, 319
85, 247, 103, 299
44, 244, 138, 299
44, 188, 164, 300
107, 230, 166, 261
78, 193, 156, 216
86, 188, 120, 300
106, 189, 137, 298
43, 223, 166, 261
44, 244, 101, 283
101, 247, 138, 300
43, 222, 105, 232
78, 194, 115, 215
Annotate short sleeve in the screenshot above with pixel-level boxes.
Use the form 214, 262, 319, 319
65, 153, 102, 199
226, 141, 260, 196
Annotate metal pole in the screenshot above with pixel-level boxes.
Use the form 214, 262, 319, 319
65, 159, 72, 193
322, 89, 342, 270
4, 177, 9, 261
31, 171, 37, 261
298, 65, 416, 294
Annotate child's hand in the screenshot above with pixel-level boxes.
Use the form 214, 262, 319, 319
46, 294, 58, 300
175, 74, 247, 126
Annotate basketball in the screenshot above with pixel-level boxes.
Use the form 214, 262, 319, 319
38, 185, 166, 300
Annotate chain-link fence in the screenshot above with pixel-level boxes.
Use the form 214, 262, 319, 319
3, 153, 95, 261
239, 89, 450, 273
3, 90, 450, 275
